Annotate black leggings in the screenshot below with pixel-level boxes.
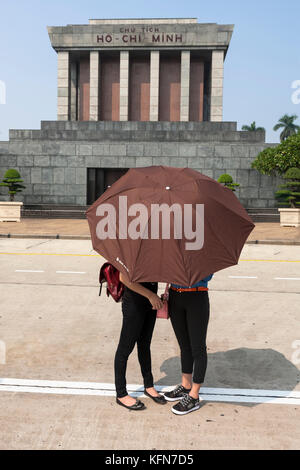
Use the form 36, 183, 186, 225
168, 289, 210, 384
114, 285, 157, 398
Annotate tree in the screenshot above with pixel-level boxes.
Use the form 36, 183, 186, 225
217, 173, 240, 192
273, 114, 300, 141
0, 169, 26, 201
275, 167, 300, 208
251, 133, 300, 176
241, 121, 265, 132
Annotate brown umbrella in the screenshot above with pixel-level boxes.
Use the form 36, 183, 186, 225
86, 166, 254, 285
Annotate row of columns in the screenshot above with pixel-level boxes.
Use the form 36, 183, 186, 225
57, 49, 224, 122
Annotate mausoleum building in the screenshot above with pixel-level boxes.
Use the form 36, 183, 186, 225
0, 18, 281, 212
49, 18, 233, 123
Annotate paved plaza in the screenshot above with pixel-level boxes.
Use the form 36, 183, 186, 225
0, 218, 299, 243
0, 236, 299, 449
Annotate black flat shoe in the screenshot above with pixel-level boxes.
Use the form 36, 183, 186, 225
144, 389, 167, 404
116, 397, 146, 410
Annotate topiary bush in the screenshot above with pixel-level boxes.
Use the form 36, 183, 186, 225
0, 169, 26, 201
217, 173, 240, 192
275, 167, 300, 208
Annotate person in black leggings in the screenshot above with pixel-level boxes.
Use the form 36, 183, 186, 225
114, 274, 167, 410
164, 275, 213, 415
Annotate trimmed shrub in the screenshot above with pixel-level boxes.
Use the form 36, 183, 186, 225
0, 168, 26, 201
217, 173, 240, 192
275, 167, 300, 208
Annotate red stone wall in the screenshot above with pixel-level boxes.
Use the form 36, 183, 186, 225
100, 55, 120, 121
79, 56, 90, 121
189, 58, 204, 121
129, 54, 150, 121
159, 55, 181, 121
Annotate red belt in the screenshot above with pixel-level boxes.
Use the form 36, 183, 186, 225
170, 286, 208, 293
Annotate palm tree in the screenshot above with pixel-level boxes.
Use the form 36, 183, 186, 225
273, 114, 300, 141
242, 121, 265, 132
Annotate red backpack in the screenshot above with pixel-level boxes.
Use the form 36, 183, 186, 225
99, 262, 124, 303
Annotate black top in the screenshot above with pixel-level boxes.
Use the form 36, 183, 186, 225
122, 282, 158, 306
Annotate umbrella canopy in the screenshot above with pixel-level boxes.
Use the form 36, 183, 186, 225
86, 166, 254, 285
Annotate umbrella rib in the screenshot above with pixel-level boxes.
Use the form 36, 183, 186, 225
175, 235, 192, 286
169, 170, 213, 191
131, 203, 157, 280
168, 190, 192, 285
168, 172, 197, 191
195, 180, 254, 223
170, 189, 237, 265
88, 172, 159, 209
204, 210, 241, 263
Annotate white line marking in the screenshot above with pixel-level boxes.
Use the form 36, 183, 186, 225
228, 276, 258, 279
15, 270, 44, 273
0, 378, 299, 405
274, 277, 300, 281
56, 271, 86, 274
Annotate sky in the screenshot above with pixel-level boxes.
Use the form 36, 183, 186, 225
0, 0, 299, 143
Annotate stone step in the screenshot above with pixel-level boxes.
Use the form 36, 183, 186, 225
9, 128, 265, 143
247, 208, 279, 213
21, 205, 280, 222
246, 208, 279, 223
21, 209, 87, 219
40, 120, 238, 132
21, 204, 89, 219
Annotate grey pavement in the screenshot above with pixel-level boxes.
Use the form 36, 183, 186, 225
0, 239, 299, 449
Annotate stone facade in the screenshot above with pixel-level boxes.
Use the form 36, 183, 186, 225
0, 121, 281, 208
48, 18, 233, 123
0, 18, 280, 209
48, 19, 234, 50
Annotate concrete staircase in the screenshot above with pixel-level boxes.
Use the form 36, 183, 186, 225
9, 120, 265, 143
246, 208, 279, 223
21, 204, 280, 223
21, 204, 89, 219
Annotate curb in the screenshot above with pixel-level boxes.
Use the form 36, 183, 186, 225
0, 233, 91, 240
246, 239, 300, 246
0, 233, 300, 245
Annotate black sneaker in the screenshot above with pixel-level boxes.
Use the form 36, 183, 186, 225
164, 384, 192, 402
171, 394, 202, 415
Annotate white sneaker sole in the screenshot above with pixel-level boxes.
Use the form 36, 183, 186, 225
164, 395, 185, 402
171, 404, 201, 415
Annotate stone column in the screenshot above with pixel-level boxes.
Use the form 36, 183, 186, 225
210, 50, 224, 122
180, 51, 190, 121
120, 51, 129, 121
90, 51, 99, 121
57, 51, 69, 121
150, 51, 159, 121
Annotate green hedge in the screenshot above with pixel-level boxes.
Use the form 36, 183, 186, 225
251, 133, 300, 176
